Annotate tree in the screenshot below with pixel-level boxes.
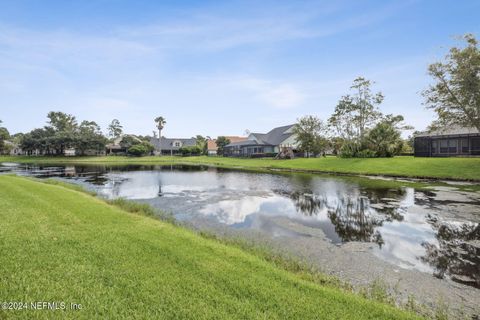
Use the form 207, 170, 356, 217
423, 34, 480, 131
154, 116, 166, 155
120, 135, 141, 149
47, 111, 77, 132
292, 115, 328, 157
76, 121, 107, 155
45, 111, 78, 154
329, 77, 383, 140
154, 116, 166, 138
216, 136, 231, 156
0, 120, 10, 154
20, 127, 55, 155
20, 112, 108, 156
108, 119, 123, 139
195, 135, 207, 155
366, 119, 403, 158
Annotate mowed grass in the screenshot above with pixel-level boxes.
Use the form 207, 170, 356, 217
2, 155, 480, 180
0, 176, 420, 319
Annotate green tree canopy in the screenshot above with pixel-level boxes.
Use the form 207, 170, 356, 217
76, 121, 107, 155
195, 135, 207, 155
366, 116, 405, 158
47, 111, 77, 133
108, 119, 123, 139
215, 136, 231, 156
423, 34, 480, 131
329, 77, 384, 140
292, 115, 329, 157
20, 112, 107, 155
127, 141, 154, 157
0, 120, 10, 153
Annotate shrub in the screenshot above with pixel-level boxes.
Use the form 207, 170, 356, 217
127, 142, 154, 156
338, 140, 361, 158
179, 145, 202, 156
355, 149, 377, 158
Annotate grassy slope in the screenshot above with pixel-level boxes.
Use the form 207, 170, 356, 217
0, 176, 419, 319
1, 155, 480, 180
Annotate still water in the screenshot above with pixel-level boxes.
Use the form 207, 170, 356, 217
2, 162, 479, 288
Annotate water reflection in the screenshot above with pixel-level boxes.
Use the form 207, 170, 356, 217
1, 162, 479, 288
422, 218, 480, 288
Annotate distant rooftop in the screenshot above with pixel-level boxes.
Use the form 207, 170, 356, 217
207, 136, 247, 151
150, 137, 197, 150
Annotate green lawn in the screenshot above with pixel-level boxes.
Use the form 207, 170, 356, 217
0, 175, 420, 319
1, 155, 480, 180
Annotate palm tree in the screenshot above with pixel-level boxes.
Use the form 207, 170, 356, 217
154, 116, 166, 155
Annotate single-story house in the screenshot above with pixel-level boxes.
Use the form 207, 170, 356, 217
150, 137, 197, 156
207, 136, 247, 156
414, 127, 480, 157
106, 135, 143, 155
223, 124, 298, 157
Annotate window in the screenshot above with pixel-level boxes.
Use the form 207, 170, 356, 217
431, 141, 437, 154
448, 139, 457, 153
174, 142, 181, 147
460, 139, 469, 153
439, 140, 448, 153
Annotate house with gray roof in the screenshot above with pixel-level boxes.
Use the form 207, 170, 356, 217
223, 124, 298, 157
106, 134, 143, 155
414, 126, 480, 157
150, 137, 197, 155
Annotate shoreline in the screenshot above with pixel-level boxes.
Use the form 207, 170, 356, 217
1, 155, 480, 182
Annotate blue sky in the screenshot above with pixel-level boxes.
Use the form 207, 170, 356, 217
0, 0, 479, 138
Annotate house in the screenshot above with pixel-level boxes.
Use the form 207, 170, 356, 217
150, 137, 197, 156
64, 148, 106, 157
64, 148, 76, 157
3, 141, 23, 156
223, 124, 298, 157
414, 127, 480, 157
106, 134, 143, 155
207, 136, 247, 156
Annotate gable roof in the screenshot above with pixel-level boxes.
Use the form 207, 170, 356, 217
262, 124, 295, 145
249, 124, 295, 145
226, 124, 295, 147
150, 137, 197, 150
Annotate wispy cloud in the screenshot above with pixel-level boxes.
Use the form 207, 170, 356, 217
114, 1, 412, 52
229, 77, 306, 109
0, 0, 440, 136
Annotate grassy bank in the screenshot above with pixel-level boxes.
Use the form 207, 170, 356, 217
0, 175, 420, 319
1, 155, 480, 180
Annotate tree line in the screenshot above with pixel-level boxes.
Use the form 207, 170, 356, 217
1, 34, 478, 158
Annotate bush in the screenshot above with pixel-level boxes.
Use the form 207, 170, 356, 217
355, 149, 377, 158
338, 140, 361, 158
127, 142, 154, 156
179, 145, 202, 156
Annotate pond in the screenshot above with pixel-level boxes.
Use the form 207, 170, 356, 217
2, 162, 479, 290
